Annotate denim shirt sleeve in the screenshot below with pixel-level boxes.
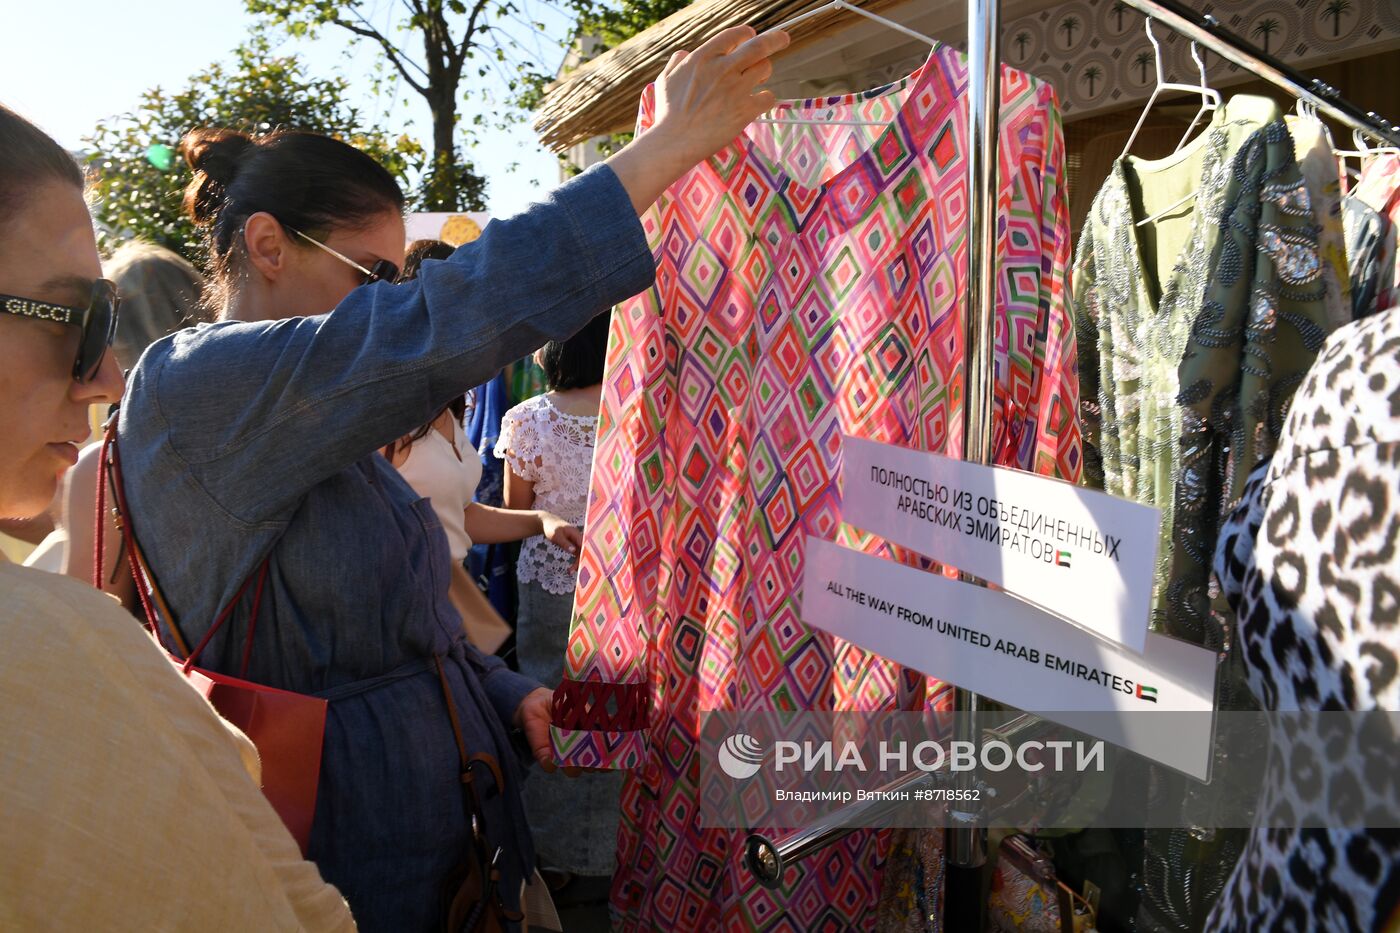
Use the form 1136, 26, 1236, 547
134, 164, 654, 525
466, 640, 542, 729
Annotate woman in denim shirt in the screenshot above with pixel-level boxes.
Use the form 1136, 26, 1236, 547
114, 27, 788, 930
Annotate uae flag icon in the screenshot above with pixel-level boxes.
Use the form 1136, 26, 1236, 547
1055, 550, 1072, 568
1136, 684, 1158, 703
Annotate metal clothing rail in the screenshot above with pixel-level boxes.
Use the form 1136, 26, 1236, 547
744, 3, 1002, 928
743, 0, 1400, 926
1121, 0, 1400, 148
945, 0, 1001, 927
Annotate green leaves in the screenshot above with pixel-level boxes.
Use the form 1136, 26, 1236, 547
573, 0, 689, 50
84, 38, 421, 265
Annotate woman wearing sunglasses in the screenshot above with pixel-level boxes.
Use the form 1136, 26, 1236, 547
0, 104, 356, 928
110, 26, 789, 932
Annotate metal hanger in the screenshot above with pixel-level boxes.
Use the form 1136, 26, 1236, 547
1121, 19, 1221, 159
756, 0, 937, 127
1334, 127, 1400, 180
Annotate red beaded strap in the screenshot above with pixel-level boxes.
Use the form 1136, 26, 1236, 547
98, 418, 269, 667
551, 678, 650, 733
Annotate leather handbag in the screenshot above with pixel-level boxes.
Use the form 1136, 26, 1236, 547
986, 834, 1097, 933
432, 657, 525, 932
98, 422, 327, 855
449, 562, 513, 655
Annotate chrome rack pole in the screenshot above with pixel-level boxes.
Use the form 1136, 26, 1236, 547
946, 0, 1000, 928
1119, 0, 1400, 147
740, 0, 1007, 902
743, 768, 940, 889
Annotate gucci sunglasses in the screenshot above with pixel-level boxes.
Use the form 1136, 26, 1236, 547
0, 278, 120, 382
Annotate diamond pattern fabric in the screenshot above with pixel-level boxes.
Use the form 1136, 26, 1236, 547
551, 45, 1081, 931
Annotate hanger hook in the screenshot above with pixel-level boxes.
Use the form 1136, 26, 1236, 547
1189, 41, 1207, 81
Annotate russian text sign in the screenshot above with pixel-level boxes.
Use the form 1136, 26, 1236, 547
841, 436, 1160, 652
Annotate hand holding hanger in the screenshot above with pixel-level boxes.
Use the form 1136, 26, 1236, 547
605, 25, 791, 213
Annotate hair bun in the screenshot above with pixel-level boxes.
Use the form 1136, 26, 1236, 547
178, 128, 254, 225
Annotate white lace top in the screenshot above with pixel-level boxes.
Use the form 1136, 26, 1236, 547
494, 394, 598, 595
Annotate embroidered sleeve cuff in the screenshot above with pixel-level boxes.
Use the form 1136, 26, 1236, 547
549, 678, 651, 769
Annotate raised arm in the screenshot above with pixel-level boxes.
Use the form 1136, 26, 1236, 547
123, 165, 650, 524
120, 27, 789, 527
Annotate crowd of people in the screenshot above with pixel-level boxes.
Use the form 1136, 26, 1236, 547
0, 24, 788, 931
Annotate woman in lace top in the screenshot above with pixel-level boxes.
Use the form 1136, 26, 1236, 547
495, 313, 621, 890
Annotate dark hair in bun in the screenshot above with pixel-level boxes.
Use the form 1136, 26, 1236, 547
178, 128, 254, 226
177, 127, 404, 300
401, 238, 455, 281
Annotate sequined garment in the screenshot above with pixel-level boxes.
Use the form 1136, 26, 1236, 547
550, 45, 1081, 931
1074, 101, 1273, 628
1169, 119, 1338, 648
1286, 115, 1352, 330
1351, 152, 1400, 313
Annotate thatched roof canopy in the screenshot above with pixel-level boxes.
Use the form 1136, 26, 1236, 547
534, 0, 914, 153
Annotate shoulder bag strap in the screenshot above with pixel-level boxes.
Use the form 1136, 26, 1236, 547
433, 655, 524, 926
98, 418, 269, 673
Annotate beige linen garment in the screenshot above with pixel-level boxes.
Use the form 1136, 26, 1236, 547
0, 559, 355, 931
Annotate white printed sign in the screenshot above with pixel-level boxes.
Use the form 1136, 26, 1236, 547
841, 436, 1160, 652
802, 538, 1218, 779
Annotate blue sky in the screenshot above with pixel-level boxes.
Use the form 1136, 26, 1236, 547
1, 0, 577, 217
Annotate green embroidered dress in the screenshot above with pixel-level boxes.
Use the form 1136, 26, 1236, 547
1073, 96, 1279, 631
1169, 119, 1338, 647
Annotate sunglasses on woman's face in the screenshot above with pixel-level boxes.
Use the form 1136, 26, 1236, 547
287, 227, 399, 285
0, 279, 120, 383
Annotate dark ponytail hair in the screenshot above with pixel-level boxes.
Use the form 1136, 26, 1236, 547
540, 311, 611, 391
0, 103, 84, 233
178, 127, 404, 302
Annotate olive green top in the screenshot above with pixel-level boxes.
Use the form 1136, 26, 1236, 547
1168, 116, 1337, 647
1074, 95, 1280, 631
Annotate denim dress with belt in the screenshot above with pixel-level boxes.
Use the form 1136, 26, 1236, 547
115, 165, 653, 931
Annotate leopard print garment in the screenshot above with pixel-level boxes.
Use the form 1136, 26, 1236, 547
1206, 309, 1400, 932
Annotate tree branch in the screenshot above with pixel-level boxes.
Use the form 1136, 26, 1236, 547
456, 0, 494, 68
330, 15, 431, 94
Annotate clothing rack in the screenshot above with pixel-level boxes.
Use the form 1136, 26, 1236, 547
1120, 0, 1400, 149
944, 0, 1000, 926
742, 0, 1400, 927
743, 3, 1001, 926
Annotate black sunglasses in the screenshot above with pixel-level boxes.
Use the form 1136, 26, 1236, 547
0, 279, 120, 382
287, 227, 400, 285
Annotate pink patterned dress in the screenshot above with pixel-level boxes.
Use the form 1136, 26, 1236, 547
551, 45, 1082, 931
